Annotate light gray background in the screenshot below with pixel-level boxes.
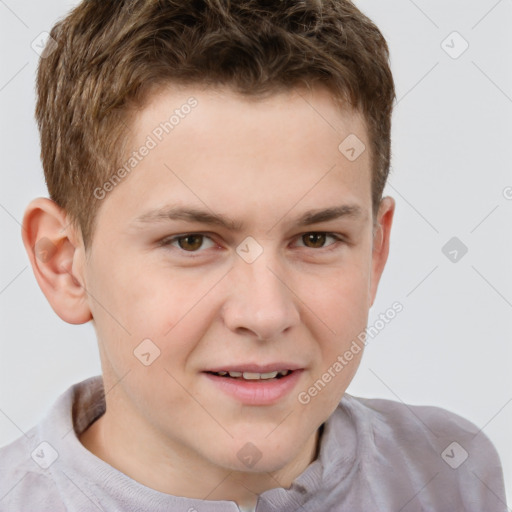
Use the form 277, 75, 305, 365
1, 0, 511, 506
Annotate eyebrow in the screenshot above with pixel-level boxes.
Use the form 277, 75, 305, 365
133, 203, 364, 232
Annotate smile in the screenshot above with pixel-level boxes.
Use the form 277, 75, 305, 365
206, 370, 292, 380
203, 369, 303, 405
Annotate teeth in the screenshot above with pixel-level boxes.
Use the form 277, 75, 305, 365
242, 372, 262, 380
214, 370, 291, 379
259, 371, 279, 379
242, 371, 279, 380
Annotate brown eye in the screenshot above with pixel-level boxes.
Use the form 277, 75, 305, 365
160, 233, 216, 254
302, 233, 327, 248
177, 234, 204, 251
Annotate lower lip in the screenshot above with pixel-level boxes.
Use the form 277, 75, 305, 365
203, 370, 303, 405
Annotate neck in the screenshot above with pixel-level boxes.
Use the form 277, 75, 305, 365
79, 408, 320, 506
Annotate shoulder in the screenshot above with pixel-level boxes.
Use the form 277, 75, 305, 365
334, 394, 507, 510
341, 394, 502, 462
347, 394, 482, 435
0, 377, 98, 512
0, 429, 66, 512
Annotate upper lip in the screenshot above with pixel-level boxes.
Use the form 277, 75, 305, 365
204, 363, 304, 373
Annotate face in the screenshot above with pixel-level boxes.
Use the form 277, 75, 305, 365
41, 85, 393, 488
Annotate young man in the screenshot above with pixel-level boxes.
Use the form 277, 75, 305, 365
0, 0, 507, 511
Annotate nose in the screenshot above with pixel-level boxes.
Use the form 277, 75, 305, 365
221, 252, 300, 341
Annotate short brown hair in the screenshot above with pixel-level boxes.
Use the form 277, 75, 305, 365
36, 0, 395, 248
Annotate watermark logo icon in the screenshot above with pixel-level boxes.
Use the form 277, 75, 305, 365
442, 237, 468, 263
236, 236, 263, 264
441, 32, 469, 60
31, 32, 58, 59
237, 442, 262, 468
31, 441, 59, 469
34, 237, 58, 263
338, 134, 366, 162
441, 441, 468, 469
134, 338, 161, 366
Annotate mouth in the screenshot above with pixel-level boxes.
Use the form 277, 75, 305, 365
205, 369, 293, 381
202, 366, 304, 405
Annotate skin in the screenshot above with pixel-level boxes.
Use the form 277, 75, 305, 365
22, 84, 394, 508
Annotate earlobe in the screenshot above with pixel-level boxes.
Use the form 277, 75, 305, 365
21, 198, 92, 325
369, 196, 395, 307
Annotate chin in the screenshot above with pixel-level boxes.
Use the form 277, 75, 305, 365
227, 455, 293, 475
218, 437, 306, 475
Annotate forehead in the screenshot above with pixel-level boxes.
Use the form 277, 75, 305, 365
99, 84, 372, 230
133, 83, 367, 148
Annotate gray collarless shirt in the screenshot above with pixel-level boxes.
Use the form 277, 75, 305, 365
0, 375, 507, 511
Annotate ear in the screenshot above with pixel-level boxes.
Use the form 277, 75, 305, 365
369, 196, 395, 307
21, 197, 92, 324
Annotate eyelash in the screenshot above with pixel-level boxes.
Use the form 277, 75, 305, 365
158, 232, 346, 256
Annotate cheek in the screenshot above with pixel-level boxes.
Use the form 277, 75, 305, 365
306, 256, 371, 335
92, 251, 215, 333
298, 257, 370, 402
